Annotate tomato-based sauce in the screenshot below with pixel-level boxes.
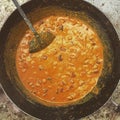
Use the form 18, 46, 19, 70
16, 16, 103, 106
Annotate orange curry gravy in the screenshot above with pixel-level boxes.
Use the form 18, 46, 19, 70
16, 16, 103, 106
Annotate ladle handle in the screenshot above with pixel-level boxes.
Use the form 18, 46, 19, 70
12, 0, 38, 36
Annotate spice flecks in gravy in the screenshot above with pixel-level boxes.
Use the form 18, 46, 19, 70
16, 16, 103, 106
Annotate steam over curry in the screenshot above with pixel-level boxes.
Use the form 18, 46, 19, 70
16, 16, 103, 106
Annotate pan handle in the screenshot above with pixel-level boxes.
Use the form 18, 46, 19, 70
0, 84, 3, 95
111, 100, 120, 113
110, 99, 120, 120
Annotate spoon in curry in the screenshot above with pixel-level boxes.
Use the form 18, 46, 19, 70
12, 0, 55, 53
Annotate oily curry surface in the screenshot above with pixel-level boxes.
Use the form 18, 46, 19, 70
16, 16, 103, 106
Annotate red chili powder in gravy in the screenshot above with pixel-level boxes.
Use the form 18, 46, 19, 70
16, 16, 103, 106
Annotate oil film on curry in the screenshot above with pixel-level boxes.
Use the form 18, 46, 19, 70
14, 8, 104, 106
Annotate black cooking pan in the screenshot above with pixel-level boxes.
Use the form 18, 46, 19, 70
0, 0, 120, 120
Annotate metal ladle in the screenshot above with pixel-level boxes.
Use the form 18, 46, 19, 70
12, 0, 55, 53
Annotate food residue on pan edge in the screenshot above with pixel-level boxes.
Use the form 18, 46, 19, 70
16, 16, 103, 106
